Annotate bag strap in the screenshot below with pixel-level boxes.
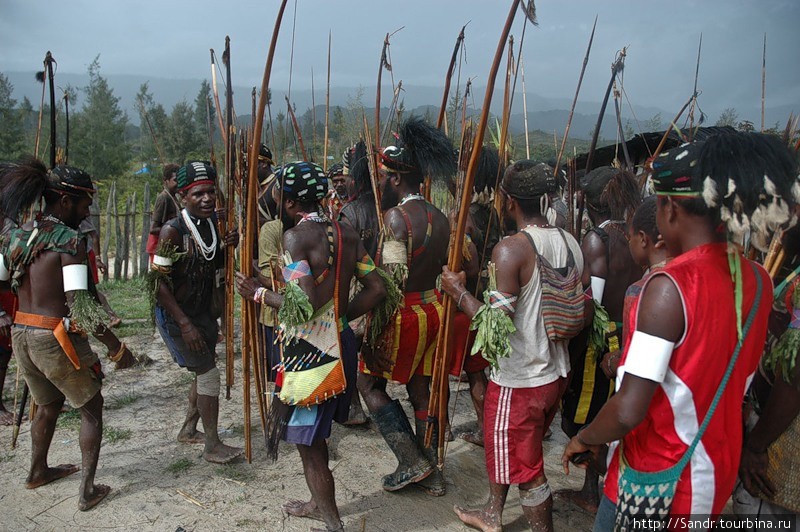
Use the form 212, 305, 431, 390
332, 221, 344, 333
521, 228, 576, 271
674, 259, 763, 470
556, 228, 576, 269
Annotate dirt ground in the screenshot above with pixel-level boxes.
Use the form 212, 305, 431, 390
0, 326, 596, 532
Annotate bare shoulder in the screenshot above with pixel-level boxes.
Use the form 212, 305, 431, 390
158, 223, 181, 248
637, 273, 684, 342
492, 234, 527, 265
581, 229, 605, 256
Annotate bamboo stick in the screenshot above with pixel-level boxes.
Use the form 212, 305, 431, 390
140, 182, 151, 275
323, 31, 332, 171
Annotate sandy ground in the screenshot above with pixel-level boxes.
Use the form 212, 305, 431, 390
0, 327, 596, 532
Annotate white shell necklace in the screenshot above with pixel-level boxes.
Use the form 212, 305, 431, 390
181, 208, 217, 261
399, 193, 425, 206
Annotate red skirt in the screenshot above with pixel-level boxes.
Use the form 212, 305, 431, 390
0, 290, 18, 352
448, 310, 489, 376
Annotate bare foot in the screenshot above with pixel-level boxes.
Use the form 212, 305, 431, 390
342, 403, 368, 426
554, 488, 599, 513
25, 464, 80, 489
79, 484, 111, 511
282, 499, 323, 521
0, 409, 13, 426
203, 443, 243, 464
543, 428, 553, 440
453, 505, 502, 532
461, 430, 484, 447
177, 429, 205, 444
108, 317, 122, 328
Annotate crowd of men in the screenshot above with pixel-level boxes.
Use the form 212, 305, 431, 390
0, 122, 798, 532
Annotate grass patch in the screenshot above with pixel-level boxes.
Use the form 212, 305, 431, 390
216, 463, 254, 483
97, 277, 150, 320
56, 408, 81, 430
107, 392, 141, 410
165, 458, 194, 475
104, 426, 132, 443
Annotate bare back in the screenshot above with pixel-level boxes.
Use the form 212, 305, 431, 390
384, 199, 449, 293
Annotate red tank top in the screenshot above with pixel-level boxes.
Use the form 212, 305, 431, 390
605, 243, 772, 518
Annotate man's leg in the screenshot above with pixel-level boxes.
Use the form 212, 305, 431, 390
25, 395, 79, 489
408, 375, 446, 496
556, 417, 601, 512
292, 438, 344, 532
461, 369, 488, 446
519, 477, 554, 532
0, 348, 13, 425
195, 367, 242, 463
177, 380, 203, 443
454, 481, 509, 532
358, 374, 431, 491
77, 391, 111, 511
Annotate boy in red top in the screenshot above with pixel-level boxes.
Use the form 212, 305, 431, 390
563, 131, 798, 531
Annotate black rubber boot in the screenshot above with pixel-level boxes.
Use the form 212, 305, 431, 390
415, 418, 447, 496
372, 399, 432, 491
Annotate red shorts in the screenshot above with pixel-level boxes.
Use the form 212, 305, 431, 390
87, 249, 99, 284
484, 377, 567, 485
360, 290, 442, 384
448, 310, 489, 376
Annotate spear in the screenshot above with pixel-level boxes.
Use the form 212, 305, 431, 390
243, 0, 289, 462
584, 48, 624, 173
427, 0, 534, 466
323, 31, 332, 171
311, 68, 317, 162
285, 96, 308, 161
223, 35, 236, 399
554, 16, 597, 176
687, 34, 702, 139
137, 100, 166, 166
436, 24, 467, 130
521, 53, 531, 159
210, 49, 227, 150
613, 80, 632, 169
63, 91, 70, 164
375, 33, 391, 173
761, 33, 766, 133
45, 52, 57, 169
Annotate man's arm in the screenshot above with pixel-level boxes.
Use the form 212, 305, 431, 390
441, 236, 522, 319
562, 274, 684, 472
347, 239, 387, 321
150, 194, 167, 235
154, 225, 206, 355
582, 231, 608, 304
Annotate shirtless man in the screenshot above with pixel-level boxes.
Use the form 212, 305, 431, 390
357, 117, 455, 497
236, 161, 387, 532
558, 165, 641, 512
1, 160, 134, 511
146, 163, 180, 263
153, 161, 242, 464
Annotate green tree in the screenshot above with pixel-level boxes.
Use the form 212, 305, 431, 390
644, 112, 664, 132
0, 73, 27, 160
135, 82, 169, 166
164, 101, 202, 164
193, 80, 217, 158
70, 57, 131, 179
715, 107, 739, 128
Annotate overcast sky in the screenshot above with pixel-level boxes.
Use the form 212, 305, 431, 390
2, 0, 799, 117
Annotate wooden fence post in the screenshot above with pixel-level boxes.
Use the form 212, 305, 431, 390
123, 196, 131, 279
114, 185, 122, 280
103, 181, 114, 283
130, 191, 138, 278
140, 182, 151, 275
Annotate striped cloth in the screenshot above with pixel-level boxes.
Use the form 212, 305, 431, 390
360, 289, 442, 384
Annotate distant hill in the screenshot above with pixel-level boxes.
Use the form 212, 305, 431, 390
5, 71, 797, 141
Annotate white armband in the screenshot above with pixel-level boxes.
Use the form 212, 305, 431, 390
622, 331, 675, 383
62, 264, 89, 292
0, 255, 9, 281
590, 276, 606, 304
153, 255, 174, 267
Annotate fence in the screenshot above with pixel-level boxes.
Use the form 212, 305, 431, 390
99, 181, 153, 281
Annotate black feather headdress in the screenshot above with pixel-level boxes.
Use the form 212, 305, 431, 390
379, 116, 456, 187
344, 140, 371, 196
0, 157, 48, 223
472, 146, 503, 206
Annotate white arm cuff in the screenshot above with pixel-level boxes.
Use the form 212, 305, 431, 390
0, 255, 9, 281
62, 264, 89, 292
590, 276, 606, 304
153, 255, 173, 267
623, 331, 675, 383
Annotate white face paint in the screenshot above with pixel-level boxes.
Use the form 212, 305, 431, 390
62, 264, 89, 292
